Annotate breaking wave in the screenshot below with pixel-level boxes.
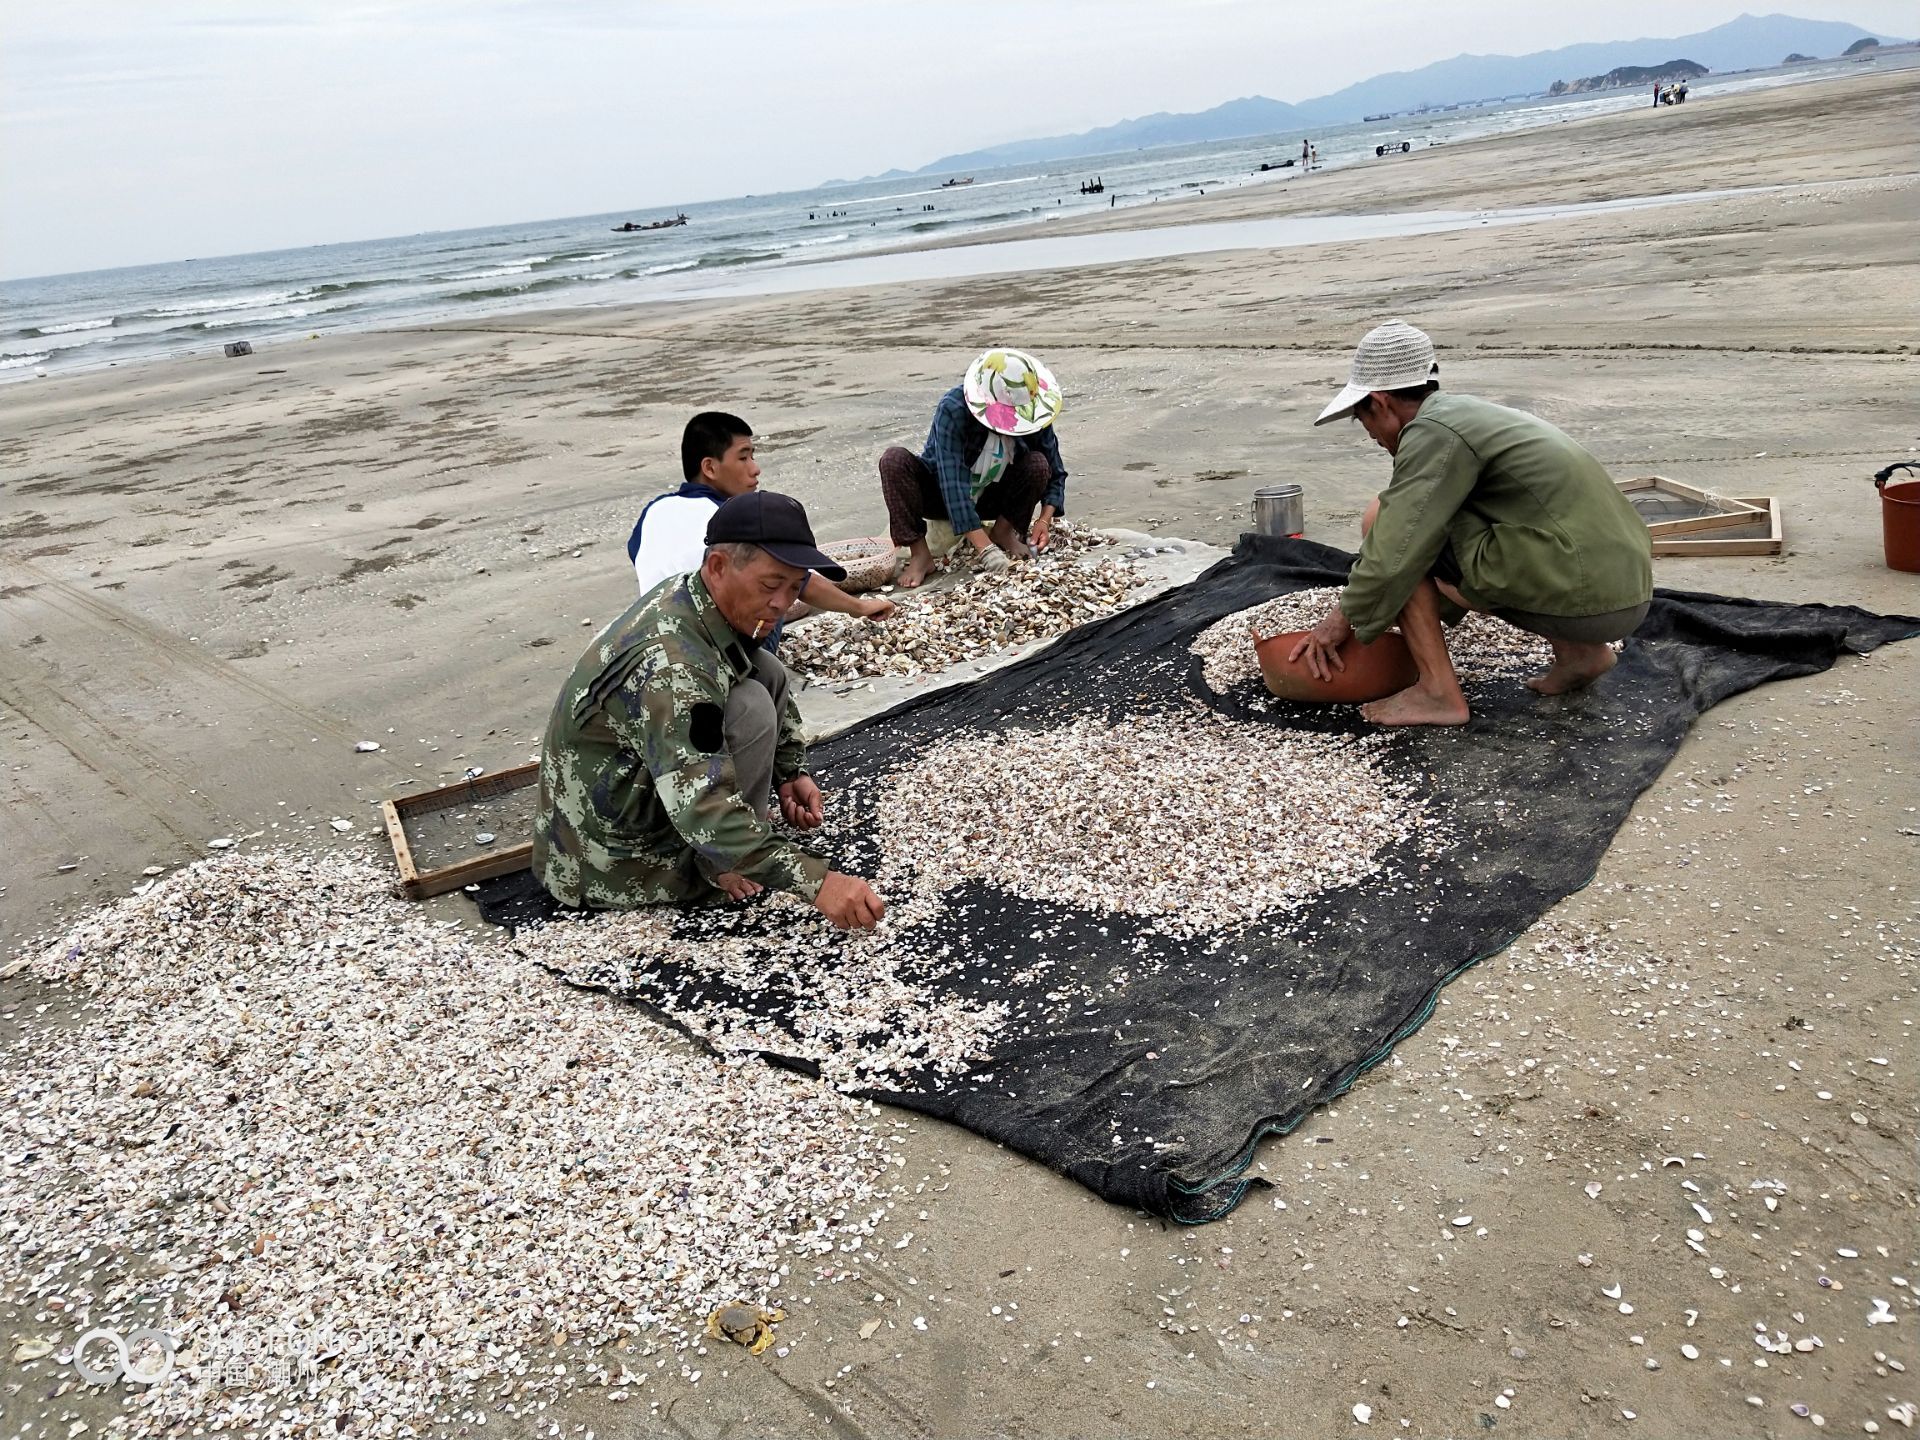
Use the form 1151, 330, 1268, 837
444, 275, 582, 302
142, 291, 301, 319
28, 316, 116, 335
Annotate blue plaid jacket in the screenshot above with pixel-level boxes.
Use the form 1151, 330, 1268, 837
919, 386, 1068, 535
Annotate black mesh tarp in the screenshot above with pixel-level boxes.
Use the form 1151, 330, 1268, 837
477, 536, 1916, 1222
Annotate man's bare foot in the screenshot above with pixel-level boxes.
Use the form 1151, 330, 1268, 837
713, 871, 764, 902
898, 544, 936, 589
1527, 642, 1617, 695
1360, 683, 1471, 727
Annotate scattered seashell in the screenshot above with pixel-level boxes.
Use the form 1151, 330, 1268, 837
330, 818, 354, 833
11, 1337, 55, 1362
1680, 1343, 1700, 1360
1451, 1215, 1473, 1227
475, 832, 496, 846
1352, 1402, 1373, 1424
1867, 1298, 1897, 1326
1585, 1181, 1604, 1200
207, 837, 235, 850
354, 741, 381, 752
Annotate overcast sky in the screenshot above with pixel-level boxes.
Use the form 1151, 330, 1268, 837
2, 1, 1908, 279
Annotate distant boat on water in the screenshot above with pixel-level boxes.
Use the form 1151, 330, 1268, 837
1364, 112, 1393, 122
939, 177, 974, 188
612, 214, 688, 232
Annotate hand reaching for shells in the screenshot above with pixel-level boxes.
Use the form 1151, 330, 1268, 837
815, 870, 886, 930
976, 546, 1012, 575
857, 595, 897, 621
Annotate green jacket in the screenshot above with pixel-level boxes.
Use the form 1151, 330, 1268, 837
531, 572, 826, 909
1340, 394, 1653, 643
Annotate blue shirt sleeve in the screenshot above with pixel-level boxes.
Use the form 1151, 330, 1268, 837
1029, 427, 1068, 514
921, 389, 985, 536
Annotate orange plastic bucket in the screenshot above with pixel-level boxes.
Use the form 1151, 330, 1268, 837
1877, 463, 1920, 574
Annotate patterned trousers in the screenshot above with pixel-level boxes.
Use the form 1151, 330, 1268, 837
877, 446, 1049, 548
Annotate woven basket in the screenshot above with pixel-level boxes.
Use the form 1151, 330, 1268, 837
821, 535, 899, 592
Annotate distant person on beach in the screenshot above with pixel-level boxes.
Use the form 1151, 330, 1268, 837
1302, 140, 1310, 166
629, 412, 894, 629
876, 348, 1068, 589
1289, 320, 1653, 727
535, 491, 886, 930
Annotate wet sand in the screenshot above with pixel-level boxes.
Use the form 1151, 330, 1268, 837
2, 64, 1917, 1439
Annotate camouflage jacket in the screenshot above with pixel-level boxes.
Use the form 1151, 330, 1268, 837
531, 572, 827, 909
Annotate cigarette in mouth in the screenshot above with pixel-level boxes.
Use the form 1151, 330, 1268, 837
753, 619, 770, 639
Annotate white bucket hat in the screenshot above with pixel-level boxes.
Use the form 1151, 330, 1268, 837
963, 347, 1062, 436
1313, 320, 1439, 426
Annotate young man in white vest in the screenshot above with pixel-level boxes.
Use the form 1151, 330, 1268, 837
629, 412, 895, 624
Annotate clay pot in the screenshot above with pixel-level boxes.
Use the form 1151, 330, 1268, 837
1252, 628, 1418, 704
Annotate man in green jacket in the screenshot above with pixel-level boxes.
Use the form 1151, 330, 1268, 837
532, 491, 886, 929
1292, 320, 1653, 726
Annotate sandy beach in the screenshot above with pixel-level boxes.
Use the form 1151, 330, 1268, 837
3, 64, 1917, 1438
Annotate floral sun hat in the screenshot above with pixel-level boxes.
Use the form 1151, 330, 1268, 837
962, 347, 1063, 437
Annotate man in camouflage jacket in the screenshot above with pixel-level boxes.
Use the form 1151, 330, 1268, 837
533, 492, 886, 930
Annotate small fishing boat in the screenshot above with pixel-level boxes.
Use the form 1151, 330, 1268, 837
612, 214, 689, 233
939, 177, 974, 188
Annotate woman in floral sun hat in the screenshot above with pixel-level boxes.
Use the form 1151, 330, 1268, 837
876, 346, 1068, 588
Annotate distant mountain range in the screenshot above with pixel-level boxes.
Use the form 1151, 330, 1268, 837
855, 13, 1902, 181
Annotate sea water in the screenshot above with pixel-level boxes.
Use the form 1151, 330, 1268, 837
0, 54, 1888, 384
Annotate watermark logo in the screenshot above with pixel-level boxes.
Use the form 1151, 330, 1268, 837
73, 1327, 176, 1387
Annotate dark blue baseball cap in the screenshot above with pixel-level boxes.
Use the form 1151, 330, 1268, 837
704, 491, 847, 580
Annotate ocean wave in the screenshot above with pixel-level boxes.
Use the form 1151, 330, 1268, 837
29, 316, 116, 335
289, 277, 394, 299
0, 352, 49, 369
694, 250, 783, 270
20, 328, 120, 354
445, 275, 582, 302
644, 260, 699, 276
444, 263, 535, 281
194, 307, 315, 330
793, 232, 850, 248
143, 291, 301, 318
539, 249, 618, 266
